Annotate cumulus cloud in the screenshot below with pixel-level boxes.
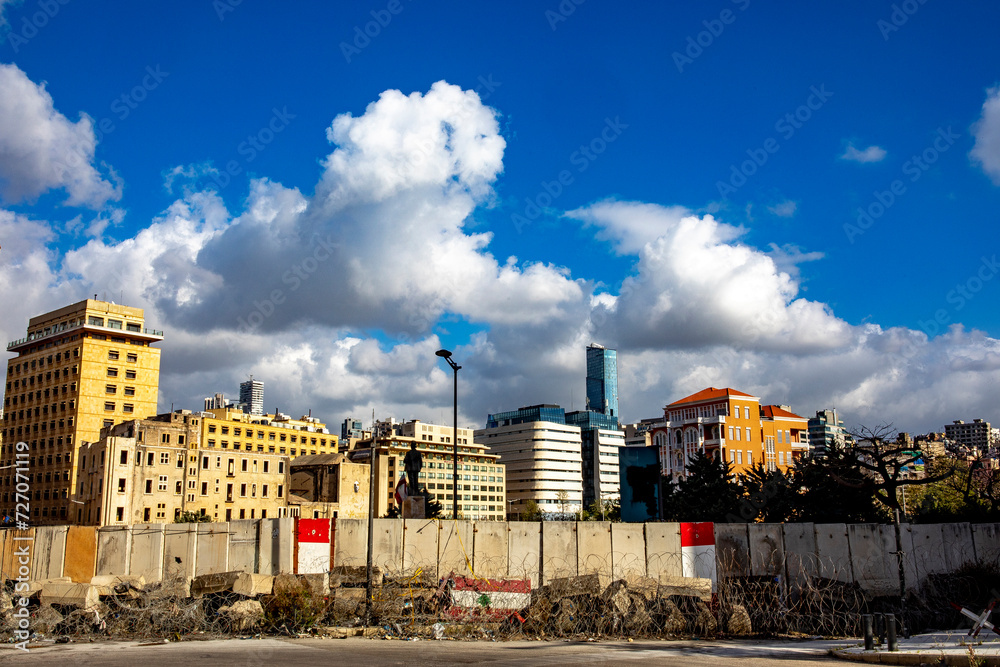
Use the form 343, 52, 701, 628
569, 200, 851, 353
0, 63, 121, 208
840, 143, 887, 163
971, 86, 1000, 184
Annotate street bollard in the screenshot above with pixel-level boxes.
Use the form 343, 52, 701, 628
874, 613, 885, 644
862, 614, 874, 650
886, 613, 898, 652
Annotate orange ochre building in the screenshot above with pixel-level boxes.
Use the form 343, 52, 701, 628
648, 387, 809, 480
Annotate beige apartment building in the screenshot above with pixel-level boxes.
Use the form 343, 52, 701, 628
75, 411, 289, 525
349, 419, 506, 520
199, 408, 338, 458
2, 299, 162, 523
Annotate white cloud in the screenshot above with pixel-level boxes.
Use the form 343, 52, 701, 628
971, 86, 1000, 184
840, 143, 887, 163
767, 200, 797, 217
0, 64, 121, 208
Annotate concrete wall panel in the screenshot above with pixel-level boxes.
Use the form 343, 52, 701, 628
31, 526, 67, 581
130, 523, 165, 582
611, 523, 646, 580
645, 523, 681, 578
848, 524, 897, 595
577, 522, 612, 579
439, 520, 474, 578
473, 522, 508, 579
0, 528, 35, 581
507, 521, 540, 587
194, 522, 229, 576
228, 519, 259, 573
332, 518, 367, 569
714, 523, 750, 578
162, 525, 198, 581
973, 523, 1000, 563
541, 522, 577, 584
781, 522, 817, 585
96, 526, 130, 576
373, 518, 403, 575
63, 526, 98, 583
941, 523, 976, 571
909, 524, 948, 578
814, 523, 852, 583
259, 518, 294, 574
402, 518, 439, 578
749, 524, 784, 577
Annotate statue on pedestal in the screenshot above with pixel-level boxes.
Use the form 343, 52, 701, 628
403, 441, 423, 498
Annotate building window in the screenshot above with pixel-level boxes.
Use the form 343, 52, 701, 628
108, 350, 119, 360
201, 482, 208, 495
277, 484, 283, 498
126, 353, 138, 363
117, 478, 126, 492
745, 427, 751, 442
107, 368, 118, 377
123, 386, 136, 397
104, 401, 115, 411
158, 475, 168, 491
125, 370, 136, 379
106, 384, 117, 394
88, 316, 104, 326
123, 404, 133, 414
241, 459, 248, 472
160, 452, 169, 464
262, 484, 268, 497
144, 479, 153, 494
240, 484, 246, 497
126, 323, 140, 332
108, 319, 123, 330
175, 480, 182, 494
120, 451, 128, 465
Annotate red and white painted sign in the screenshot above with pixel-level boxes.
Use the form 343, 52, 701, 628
447, 576, 531, 619
680, 522, 716, 589
296, 518, 332, 574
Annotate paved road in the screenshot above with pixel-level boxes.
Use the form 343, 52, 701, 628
0, 636, 855, 666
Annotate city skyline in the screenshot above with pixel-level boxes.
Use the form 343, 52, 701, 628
1, 3, 1000, 434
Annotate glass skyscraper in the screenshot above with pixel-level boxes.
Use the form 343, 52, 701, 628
586, 343, 618, 418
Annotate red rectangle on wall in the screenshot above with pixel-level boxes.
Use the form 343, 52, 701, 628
297, 518, 330, 544
680, 521, 715, 548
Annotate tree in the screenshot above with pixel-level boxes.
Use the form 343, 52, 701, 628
426, 495, 443, 519
521, 499, 543, 521
175, 510, 211, 523
661, 452, 742, 522
555, 490, 570, 519
736, 463, 798, 523
792, 452, 889, 524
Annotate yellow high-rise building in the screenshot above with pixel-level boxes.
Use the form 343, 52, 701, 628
2, 299, 162, 524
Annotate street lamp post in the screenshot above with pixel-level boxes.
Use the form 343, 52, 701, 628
507, 499, 519, 521
435, 349, 461, 520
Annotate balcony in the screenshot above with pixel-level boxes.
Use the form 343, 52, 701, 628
7, 320, 165, 352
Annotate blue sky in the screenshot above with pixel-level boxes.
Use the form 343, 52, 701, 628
1, 0, 999, 433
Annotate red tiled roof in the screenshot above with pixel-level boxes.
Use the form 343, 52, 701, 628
761, 405, 807, 420
666, 387, 757, 407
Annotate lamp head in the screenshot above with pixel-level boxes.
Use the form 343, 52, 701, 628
435, 349, 452, 359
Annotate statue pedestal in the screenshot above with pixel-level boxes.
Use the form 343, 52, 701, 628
403, 495, 426, 519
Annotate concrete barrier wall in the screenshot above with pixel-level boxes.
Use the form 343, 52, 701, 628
16, 520, 1000, 591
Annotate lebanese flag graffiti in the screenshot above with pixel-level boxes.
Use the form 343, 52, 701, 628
680, 521, 717, 590
296, 518, 331, 574
394, 474, 408, 506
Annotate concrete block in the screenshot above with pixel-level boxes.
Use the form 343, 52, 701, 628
129, 523, 165, 582
64, 526, 98, 583
233, 572, 274, 596
973, 523, 1000, 563
194, 522, 230, 576
781, 522, 818, 585
330, 565, 382, 588
218, 599, 264, 632
507, 521, 541, 587
848, 523, 897, 595
577, 521, 612, 579
611, 523, 646, 580
814, 523, 853, 583
541, 521, 577, 585
713, 523, 750, 577
162, 524, 198, 581
274, 572, 328, 597
548, 572, 606, 598
96, 526, 130, 577
259, 517, 294, 574
402, 518, 438, 578
32, 525, 68, 581
403, 496, 425, 519
748, 524, 784, 577
147, 576, 192, 599
191, 570, 242, 596
657, 574, 712, 601
472, 521, 508, 579
941, 522, 976, 570
228, 520, 259, 573
39, 581, 100, 610
645, 522, 682, 578
332, 518, 367, 569
372, 518, 403, 575
90, 574, 145, 596
438, 520, 474, 578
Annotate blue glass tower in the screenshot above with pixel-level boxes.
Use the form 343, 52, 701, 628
586, 344, 618, 418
